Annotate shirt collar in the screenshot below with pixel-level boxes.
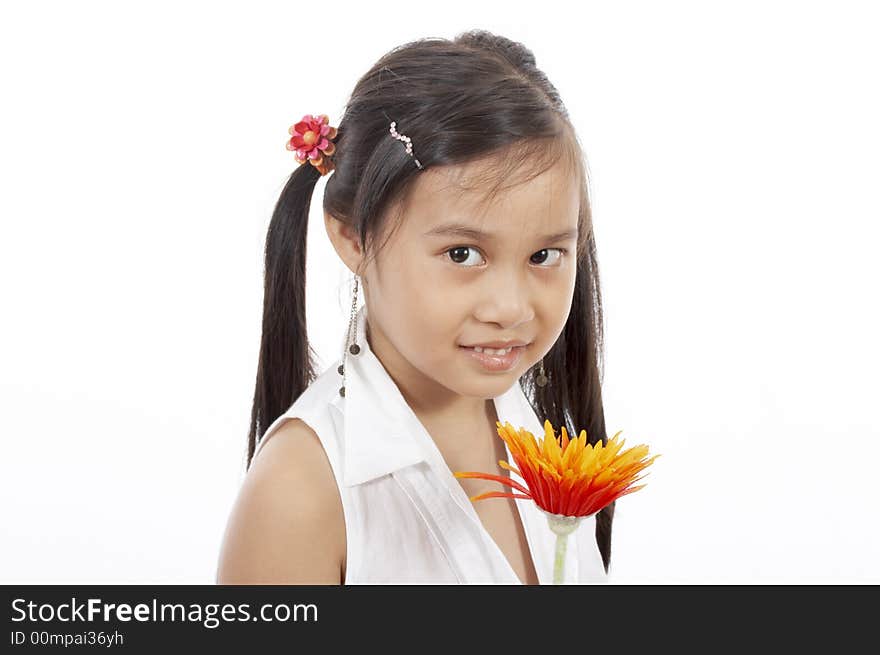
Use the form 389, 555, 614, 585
333, 303, 537, 487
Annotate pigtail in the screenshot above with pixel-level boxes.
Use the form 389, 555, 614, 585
246, 163, 323, 470
527, 213, 614, 574
575, 229, 615, 574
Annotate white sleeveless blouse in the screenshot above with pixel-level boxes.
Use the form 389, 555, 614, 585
252, 303, 609, 584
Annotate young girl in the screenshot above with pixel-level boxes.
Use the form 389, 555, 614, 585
216, 29, 613, 585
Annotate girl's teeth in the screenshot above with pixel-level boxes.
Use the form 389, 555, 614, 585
473, 346, 511, 355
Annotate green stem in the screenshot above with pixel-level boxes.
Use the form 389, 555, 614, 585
553, 532, 568, 585
546, 512, 584, 585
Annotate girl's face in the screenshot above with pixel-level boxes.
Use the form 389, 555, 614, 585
359, 156, 580, 403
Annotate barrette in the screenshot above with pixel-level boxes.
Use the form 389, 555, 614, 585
389, 121, 423, 169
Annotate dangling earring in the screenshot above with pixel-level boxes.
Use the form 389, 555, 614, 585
535, 357, 549, 388
338, 274, 361, 397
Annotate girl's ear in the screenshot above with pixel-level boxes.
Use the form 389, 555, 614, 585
324, 212, 365, 276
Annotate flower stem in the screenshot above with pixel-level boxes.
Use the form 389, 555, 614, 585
544, 512, 584, 585
553, 533, 568, 585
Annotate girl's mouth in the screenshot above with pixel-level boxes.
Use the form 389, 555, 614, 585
459, 344, 527, 372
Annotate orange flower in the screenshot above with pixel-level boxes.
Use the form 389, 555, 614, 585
455, 419, 657, 583
454, 420, 658, 518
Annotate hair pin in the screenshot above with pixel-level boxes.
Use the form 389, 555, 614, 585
389, 121, 423, 169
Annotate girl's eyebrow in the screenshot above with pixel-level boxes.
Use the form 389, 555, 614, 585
423, 222, 578, 242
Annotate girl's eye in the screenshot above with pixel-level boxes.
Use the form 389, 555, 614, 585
529, 248, 566, 267
445, 246, 568, 267
446, 246, 485, 267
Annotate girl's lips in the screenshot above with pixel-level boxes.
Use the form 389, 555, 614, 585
459, 344, 527, 372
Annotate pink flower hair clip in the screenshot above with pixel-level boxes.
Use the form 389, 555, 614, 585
286, 114, 338, 176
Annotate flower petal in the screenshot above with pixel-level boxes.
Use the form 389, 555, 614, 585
452, 471, 532, 496
469, 491, 532, 502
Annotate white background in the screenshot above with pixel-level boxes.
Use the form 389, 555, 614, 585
1, 0, 877, 584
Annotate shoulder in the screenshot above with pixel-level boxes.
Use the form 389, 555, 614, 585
216, 418, 346, 584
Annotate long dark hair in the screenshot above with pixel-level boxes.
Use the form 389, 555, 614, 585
247, 29, 614, 573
